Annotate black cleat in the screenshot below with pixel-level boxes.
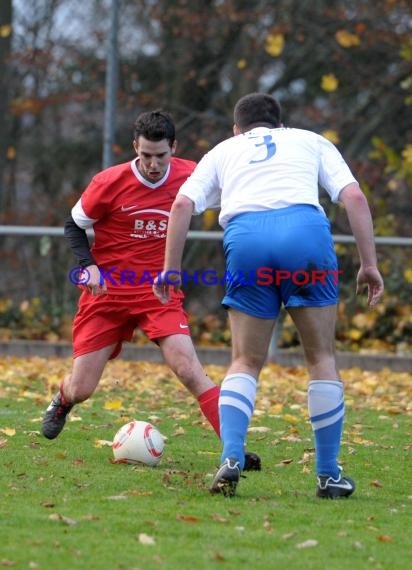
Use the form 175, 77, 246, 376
42, 392, 74, 440
316, 473, 356, 499
243, 451, 262, 472
209, 457, 240, 497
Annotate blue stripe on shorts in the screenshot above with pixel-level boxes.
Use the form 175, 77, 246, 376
221, 205, 339, 319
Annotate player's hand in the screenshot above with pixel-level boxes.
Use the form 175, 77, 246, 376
153, 271, 181, 304
356, 266, 384, 308
84, 264, 107, 296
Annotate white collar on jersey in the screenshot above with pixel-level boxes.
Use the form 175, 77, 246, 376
130, 158, 171, 189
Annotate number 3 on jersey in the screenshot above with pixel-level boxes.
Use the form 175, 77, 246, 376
249, 134, 276, 164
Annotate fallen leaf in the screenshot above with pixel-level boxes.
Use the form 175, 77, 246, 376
278, 459, 293, 465
377, 535, 393, 543
268, 403, 283, 414
127, 489, 153, 497
298, 450, 314, 465
282, 414, 300, 424
147, 415, 161, 424
104, 399, 122, 410
0, 428, 15, 436
352, 436, 375, 446
48, 513, 77, 526
138, 533, 155, 545
55, 452, 67, 460
94, 439, 113, 448
371, 480, 383, 487
176, 514, 199, 523
72, 459, 84, 466
296, 539, 318, 549
263, 519, 273, 533
212, 514, 228, 523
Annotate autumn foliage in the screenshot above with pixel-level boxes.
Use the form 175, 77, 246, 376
0, 1, 411, 354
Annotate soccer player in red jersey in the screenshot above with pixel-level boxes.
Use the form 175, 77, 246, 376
40, 109, 260, 471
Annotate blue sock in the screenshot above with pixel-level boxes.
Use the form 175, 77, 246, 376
219, 373, 257, 470
308, 380, 344, 479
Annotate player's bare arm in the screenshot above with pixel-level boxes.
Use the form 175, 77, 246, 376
339, 182, 384, 307
153, 194, 194, 304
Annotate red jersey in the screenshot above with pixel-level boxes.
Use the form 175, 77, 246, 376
71, 157, 196, 294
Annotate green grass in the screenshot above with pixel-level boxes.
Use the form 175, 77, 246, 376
0, 365, 411, 570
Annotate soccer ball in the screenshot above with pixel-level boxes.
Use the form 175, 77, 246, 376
112, 420, 164, 467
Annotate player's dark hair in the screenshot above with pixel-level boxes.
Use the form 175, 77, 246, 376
234, 93, 282, 131
133, 110, 176, 147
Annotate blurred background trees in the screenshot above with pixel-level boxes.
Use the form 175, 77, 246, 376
0, 0, 411, 352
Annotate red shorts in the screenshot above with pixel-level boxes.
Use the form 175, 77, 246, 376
72, 290, 190, 359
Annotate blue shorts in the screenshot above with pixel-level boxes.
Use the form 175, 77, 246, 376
222, 205, 339, 319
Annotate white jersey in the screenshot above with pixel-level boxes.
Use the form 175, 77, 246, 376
178, 127, 357, 228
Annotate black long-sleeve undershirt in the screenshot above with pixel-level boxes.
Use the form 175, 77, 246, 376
64, 215, 97, 268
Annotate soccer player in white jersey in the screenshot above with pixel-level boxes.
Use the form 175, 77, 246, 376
154, 92, 384, 498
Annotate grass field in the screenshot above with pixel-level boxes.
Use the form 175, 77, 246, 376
0, 356, 411, 570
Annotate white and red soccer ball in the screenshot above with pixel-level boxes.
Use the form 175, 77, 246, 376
112, 420, 164, 466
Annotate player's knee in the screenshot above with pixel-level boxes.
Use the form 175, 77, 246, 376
304, 348, 335, 366
304, 352, 338, 378
231, 353, 265, 375
169, 357, 199, 390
